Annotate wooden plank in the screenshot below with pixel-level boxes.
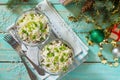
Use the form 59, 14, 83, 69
1, 63, 119, 80
0, 34, 15, 50
0, 51, 21, 61
0, 63, 30, 80
86, 44, 115, 62
0, 63, 120, 80
0, 0, 59, 4
0, 5, 38, 32
0, 34, 21, 61
62, 63, 120, 80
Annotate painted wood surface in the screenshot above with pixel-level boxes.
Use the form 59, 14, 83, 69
0, 0, 120, 80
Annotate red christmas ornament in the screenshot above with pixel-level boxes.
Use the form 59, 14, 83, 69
109, 24, 120, 41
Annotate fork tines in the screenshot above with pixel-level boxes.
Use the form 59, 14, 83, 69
4, 34, 19, 49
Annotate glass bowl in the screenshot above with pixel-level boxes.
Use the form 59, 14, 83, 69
14, 9, 51, 46
38, 39, 75, 75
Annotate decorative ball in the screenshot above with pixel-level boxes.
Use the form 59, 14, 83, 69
90, 29, 105, 43
112, 47, 120, 57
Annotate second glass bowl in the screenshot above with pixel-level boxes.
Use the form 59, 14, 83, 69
38, 39, 74, 75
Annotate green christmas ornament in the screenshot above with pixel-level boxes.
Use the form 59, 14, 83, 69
90, 29, 105, 43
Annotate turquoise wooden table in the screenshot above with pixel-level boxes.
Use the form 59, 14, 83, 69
0, 0, 120, 80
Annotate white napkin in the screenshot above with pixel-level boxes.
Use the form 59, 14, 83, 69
27, 0, 89, 79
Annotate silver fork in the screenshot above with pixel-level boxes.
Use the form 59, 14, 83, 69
4, 34, 45, 80
7, 26, 45, 75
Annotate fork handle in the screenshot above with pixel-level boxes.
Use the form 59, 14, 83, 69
21, 56, 37, 80
24, 54, 45, 75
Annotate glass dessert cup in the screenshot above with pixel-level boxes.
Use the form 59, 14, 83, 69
14, 9, 52, 47
38, 39, 75, 75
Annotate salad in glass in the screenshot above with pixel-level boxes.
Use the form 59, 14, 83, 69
39, 39, 74, 75
16, 10, 50, 46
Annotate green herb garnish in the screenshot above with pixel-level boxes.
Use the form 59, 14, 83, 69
54, 56, 59, 62
54, 48, 59, 52
32, 35, 36, 39
22, 29, 28, 35
59, 45, 66, 50
47, 53, 54, 57
46, 64, 50, 67
60, 56, 64, 62
62, 66, 68, 72
47, 47, 50, 51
